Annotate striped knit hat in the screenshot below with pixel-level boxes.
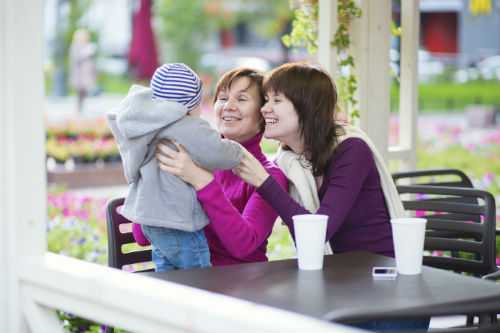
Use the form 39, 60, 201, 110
150, 63, 202, 112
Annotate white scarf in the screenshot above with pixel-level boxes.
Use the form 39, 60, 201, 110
276, 125, 405, 253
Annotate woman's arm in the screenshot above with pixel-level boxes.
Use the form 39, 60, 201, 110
257, 138, 374, 241
197, 167, 288, 259
156, 141, 288, 258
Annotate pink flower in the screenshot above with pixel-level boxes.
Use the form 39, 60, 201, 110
62, 207, 71, 217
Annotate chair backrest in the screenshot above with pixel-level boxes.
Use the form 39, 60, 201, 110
397, 185, 497, 277
393, 168, 477, 211
392, 168, 474, 188
106, 197, 153, 272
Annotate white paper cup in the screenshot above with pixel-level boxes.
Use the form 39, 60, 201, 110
293, 214, 328, 270
391, 218, 427, 275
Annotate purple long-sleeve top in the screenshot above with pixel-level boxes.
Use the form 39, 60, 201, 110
258, 138, 394, 257
196, 133, 288, 266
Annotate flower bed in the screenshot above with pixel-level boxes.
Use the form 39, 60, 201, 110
48, 187, 110, 332
47, 187, 108, 264
46, 119, 120, 164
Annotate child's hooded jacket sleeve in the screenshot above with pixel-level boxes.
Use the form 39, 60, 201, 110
161, 117, 243, 171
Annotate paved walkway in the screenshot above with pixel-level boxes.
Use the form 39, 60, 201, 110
45, 94, 124, 123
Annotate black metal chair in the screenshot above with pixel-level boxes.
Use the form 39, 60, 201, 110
105, 197, 153, 333
394, 169, 481, 252
397, 184, 499, 329
106, 197, 153, 272
397, 185, 497, 277
393, 168, 500, 262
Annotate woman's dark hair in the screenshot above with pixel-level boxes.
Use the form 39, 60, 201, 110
264, 62, 341, 176
213, 67, 266, 131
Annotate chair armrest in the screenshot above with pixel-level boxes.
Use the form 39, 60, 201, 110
482, 268, 500, 281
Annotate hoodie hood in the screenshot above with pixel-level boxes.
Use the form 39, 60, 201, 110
113, 84, 188, 139
106, 84, 189, 185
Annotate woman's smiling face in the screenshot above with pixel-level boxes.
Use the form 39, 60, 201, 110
214, 77, 263, 143
261, 90, 302, 153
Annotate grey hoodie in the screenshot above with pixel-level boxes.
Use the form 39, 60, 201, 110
107, 85, 242, 231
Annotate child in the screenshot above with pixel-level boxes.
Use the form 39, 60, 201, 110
107, 63, 242, 271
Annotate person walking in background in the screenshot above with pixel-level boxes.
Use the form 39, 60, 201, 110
69, 28, 97, 113
107, 63, 243, 272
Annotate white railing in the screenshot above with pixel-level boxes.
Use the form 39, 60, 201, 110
18, 254, 365, 333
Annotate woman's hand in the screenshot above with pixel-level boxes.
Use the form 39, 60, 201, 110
234, 147, 270, 187
156, 140, 214, 190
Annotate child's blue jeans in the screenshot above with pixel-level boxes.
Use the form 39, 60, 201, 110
141, 225, 211, 272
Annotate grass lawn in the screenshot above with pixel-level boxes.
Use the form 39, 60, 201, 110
391, 80, 500, 112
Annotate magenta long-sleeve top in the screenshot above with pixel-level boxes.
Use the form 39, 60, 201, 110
131, 133, 288, 265
257, 138, 394, 257
196, 133, 288, 266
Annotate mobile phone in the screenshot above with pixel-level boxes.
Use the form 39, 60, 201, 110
372, 267, 398, 280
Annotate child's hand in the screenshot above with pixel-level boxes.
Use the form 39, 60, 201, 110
156, 140, 213, 190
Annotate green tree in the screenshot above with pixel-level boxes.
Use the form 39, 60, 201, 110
155, 0, 228, 70
282, 0, 362, 120
239, 1, 293, 62
154, 1, 294, 69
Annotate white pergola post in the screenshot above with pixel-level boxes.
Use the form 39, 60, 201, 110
317, 0, 337, 75
351, 0, 392, 161
388, 0, 420, 171
317, 0, 419, 168
1, 0, 47, 332
318, 0, 392, 161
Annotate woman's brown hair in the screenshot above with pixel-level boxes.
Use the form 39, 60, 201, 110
264, 62, 341, 176
213, 67, 265, 104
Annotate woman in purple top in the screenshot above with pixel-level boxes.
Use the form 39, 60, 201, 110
235, 62, 429, 331
155, 67, 288, 266
235, 62, 395, 257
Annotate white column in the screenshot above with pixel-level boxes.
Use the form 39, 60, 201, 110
317, 0, 338, 76
392, 0, 420, 171
0, 0, 47, 332
350, 0, 392, 161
